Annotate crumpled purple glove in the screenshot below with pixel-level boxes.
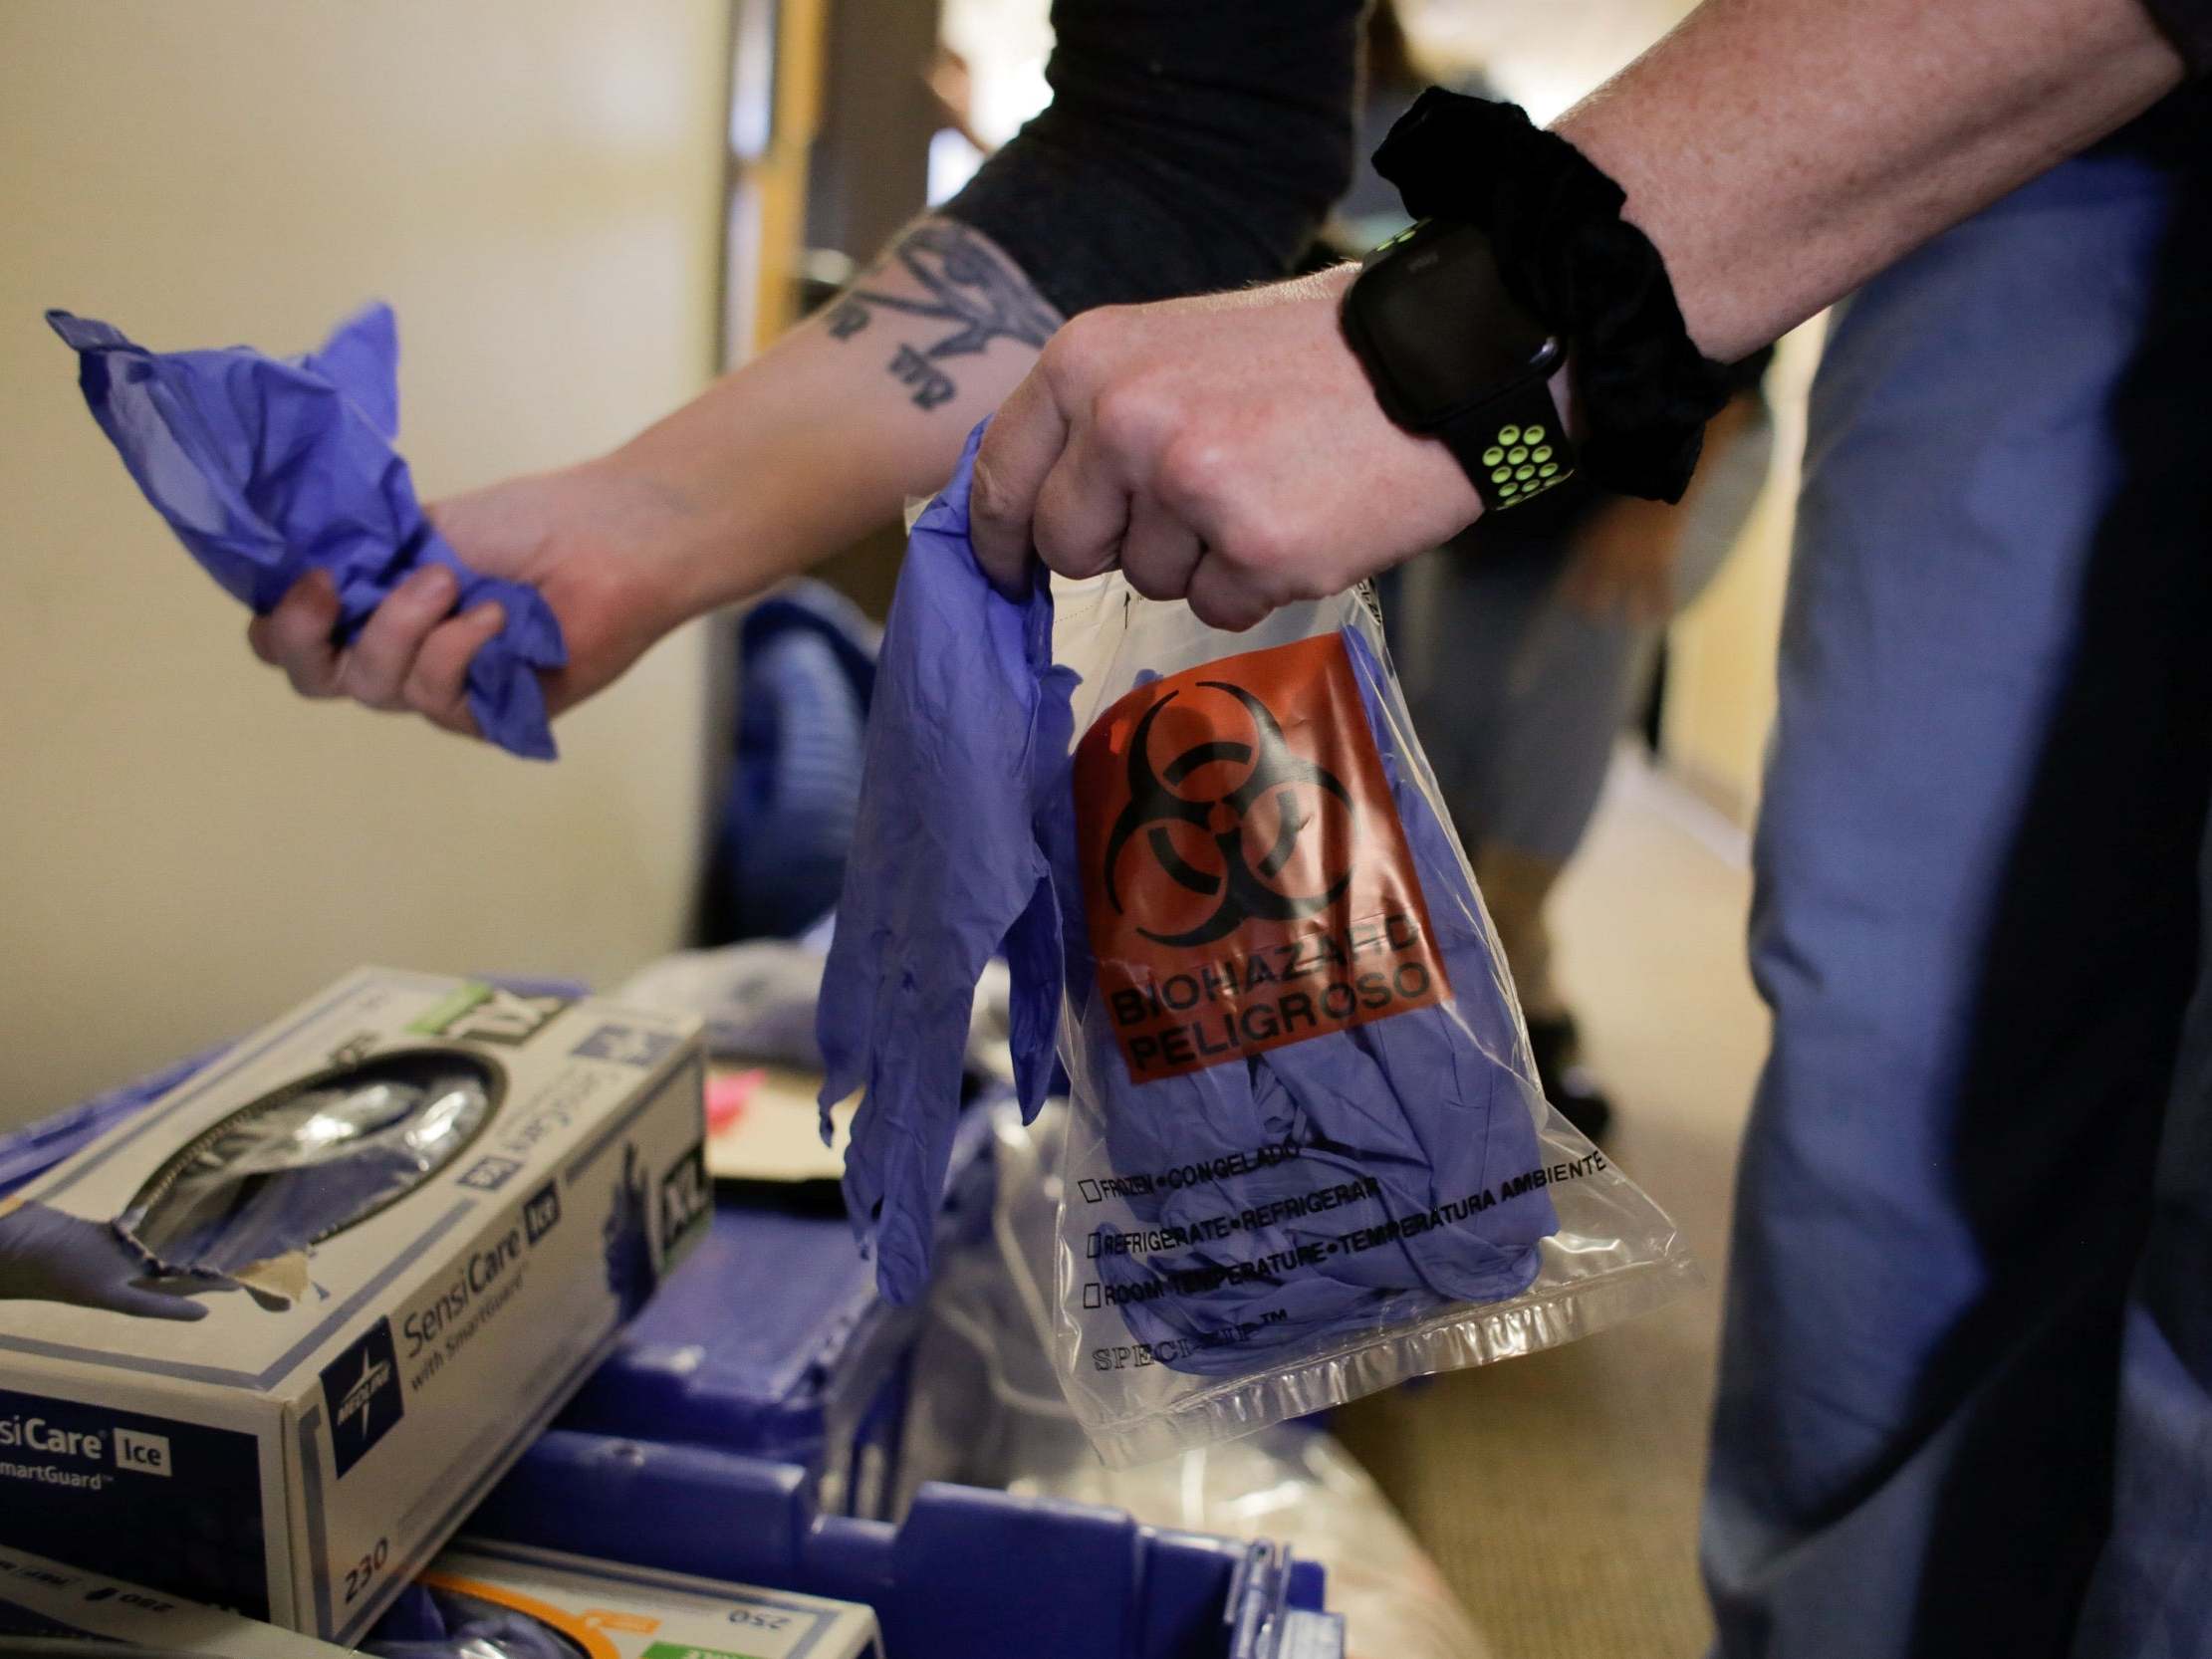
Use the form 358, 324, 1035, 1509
817, 420, 1074, 1304
48, 304, 567, 759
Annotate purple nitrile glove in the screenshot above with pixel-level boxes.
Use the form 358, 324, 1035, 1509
817, 419, 1075, 1304
48, 304, 567, 759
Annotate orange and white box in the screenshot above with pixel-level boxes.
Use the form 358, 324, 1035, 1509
409, 1539, 885, 1658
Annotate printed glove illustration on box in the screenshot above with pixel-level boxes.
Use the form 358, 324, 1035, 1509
0, 1199, 220, 1321
48, 304, 566, 759
820, 419, 1696, 1462
0, 1051, 497, 1318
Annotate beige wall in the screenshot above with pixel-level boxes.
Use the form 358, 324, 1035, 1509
0, 3, 731, 1119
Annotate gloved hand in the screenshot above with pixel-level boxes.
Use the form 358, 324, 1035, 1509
0, 1200, 212, 1321
49, 305, 577, 758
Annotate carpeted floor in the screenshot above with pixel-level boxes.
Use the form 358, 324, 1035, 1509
1335, 755, 1767, 1659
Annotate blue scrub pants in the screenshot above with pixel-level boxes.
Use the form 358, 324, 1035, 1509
1704, 146, 2212, 1657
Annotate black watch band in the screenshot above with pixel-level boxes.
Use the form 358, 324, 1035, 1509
1372, 90, 1733, 503
1340, 216, 1579, 518
1436, 381, 1573, 513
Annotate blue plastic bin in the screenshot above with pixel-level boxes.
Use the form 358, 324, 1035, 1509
465, 1431, 1343, 1659
555, 1107, 998, 1517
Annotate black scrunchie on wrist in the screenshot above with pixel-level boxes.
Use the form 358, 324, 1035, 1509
1372, 88, 1730, 503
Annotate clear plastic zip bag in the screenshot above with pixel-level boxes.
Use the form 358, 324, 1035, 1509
1044, 577, 1697, 1466
820, 422, 1695, 1465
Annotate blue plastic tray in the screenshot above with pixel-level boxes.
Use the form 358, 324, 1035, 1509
464, 1431, 1343, 1659
554, 1107, 998, 1517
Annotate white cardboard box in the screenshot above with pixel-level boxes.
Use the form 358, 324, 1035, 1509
0, 1542, 357, 1655
405, 1539, 885, 1659
0, 968, 707, 1646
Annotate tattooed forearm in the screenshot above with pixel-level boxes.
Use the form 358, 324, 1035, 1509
827, 219, 1060, 411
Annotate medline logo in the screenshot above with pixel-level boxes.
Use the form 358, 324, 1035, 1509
319, 1320, 404, 1478
113, 1427, 170, 1477
337, 1356, 390, 1427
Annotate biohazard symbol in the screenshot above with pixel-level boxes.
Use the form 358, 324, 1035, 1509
1101, 682, 1356, 949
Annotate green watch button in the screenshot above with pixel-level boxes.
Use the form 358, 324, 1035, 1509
1483, 447, 1504, 466
1533, 445, 1553, 462
1499, 424, 1521, 444
1524, 424, 1546, 443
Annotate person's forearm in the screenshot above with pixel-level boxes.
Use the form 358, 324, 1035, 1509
1559, 0, 2187, 362
598, 217, 1059, 627
562, 0, 1361, 639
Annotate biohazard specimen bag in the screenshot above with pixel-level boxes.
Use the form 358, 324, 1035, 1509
821, 422, 1697, 1465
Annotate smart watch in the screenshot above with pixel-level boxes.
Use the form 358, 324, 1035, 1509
1340, 218, 1575, 512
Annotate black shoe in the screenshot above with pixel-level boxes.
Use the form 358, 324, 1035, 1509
1526, 1014, 1614, 1143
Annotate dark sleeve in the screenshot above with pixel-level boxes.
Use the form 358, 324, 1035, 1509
939, 0, 1364, 318
1721, 346, 1775, 398
2141, 0, 2212, 75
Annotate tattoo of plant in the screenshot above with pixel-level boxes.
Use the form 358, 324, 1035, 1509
828, 221, 1059, 410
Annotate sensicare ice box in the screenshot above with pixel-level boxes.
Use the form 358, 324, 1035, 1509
0, 969, 706, 1645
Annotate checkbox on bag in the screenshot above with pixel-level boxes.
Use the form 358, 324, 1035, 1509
1083, 1283, 1104, 1309
1078, 1179, 1103, 1203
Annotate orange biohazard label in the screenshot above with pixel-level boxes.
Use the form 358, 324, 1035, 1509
1075, 632, 1449, 1081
